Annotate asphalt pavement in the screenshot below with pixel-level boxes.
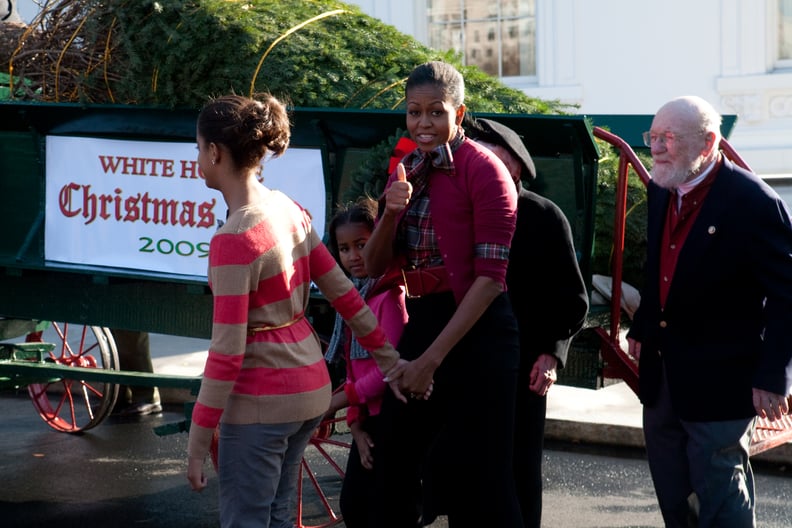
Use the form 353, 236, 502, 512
1, 333, 789, 527
145, 333, 792, 527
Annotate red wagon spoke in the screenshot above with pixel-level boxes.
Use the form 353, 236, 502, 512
26, 324, 119, 433
294, 418, 349, 528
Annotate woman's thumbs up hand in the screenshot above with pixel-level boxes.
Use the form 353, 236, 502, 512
384, 163, 412, 215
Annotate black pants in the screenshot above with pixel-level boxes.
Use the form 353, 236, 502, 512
340, 415, 382, 528
375, 292, 523, 528
110, 329, 159, 405
513, 372, 547, 528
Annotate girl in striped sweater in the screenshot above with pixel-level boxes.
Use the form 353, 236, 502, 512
186, 94, 407, 528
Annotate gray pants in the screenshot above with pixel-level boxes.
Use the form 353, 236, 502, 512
218, 416, 323, 528
643, 367, 756, 528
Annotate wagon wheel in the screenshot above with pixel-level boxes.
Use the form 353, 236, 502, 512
296, 409, 350, 528
25, 323, 120, 433
207, 395, 351, 528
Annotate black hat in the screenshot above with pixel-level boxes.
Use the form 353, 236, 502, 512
466, 117, 536, 181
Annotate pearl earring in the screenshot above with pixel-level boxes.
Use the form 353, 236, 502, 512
212, 159, 216, 165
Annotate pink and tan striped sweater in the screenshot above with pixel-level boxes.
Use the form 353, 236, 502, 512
187, 189, 400, 460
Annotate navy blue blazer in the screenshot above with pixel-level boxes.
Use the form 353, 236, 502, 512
628, 157, 792, 421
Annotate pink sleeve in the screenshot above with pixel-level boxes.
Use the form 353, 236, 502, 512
347, 358, 386, 405
347, 287, 407, 404
372, 286, 407, 347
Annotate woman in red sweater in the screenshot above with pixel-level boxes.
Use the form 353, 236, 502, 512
363, 61, 523, 527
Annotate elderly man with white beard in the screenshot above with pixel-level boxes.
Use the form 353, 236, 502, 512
627, 95, 792, 528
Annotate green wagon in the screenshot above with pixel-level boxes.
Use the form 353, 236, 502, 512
0, 101, 601, 431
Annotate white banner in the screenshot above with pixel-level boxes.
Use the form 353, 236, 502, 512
45, 136, 326, 278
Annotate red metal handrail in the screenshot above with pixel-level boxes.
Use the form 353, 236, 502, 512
589, 126, 648, 393
719, 137, 753, 172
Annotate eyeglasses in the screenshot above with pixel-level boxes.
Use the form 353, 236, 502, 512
642, 130, 694, 148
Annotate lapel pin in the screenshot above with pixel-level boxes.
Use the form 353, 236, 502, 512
708, 226, 716, 234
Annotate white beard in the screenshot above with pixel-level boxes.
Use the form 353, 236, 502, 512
651, 166, 690, 190
651, 155, 707, 190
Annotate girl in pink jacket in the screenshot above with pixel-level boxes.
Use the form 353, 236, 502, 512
324, 197, 408, 528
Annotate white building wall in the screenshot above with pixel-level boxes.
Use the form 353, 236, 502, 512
348, 0, 792, 177
345, 0, 424, 38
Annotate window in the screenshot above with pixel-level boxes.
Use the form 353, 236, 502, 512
780, 0, 792, 66
426, 0, 536, 78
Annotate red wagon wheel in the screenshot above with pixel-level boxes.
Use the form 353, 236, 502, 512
25, 323, 120, 433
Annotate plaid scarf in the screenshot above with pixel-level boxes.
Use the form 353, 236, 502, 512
396, 129, 465, 264
400, 128, 465, 198
324, 277, 372, 364
324, 266, 404, 365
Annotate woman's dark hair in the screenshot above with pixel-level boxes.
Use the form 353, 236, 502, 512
405, 61, 465, 107
197, 93, 291, 170
327, 196, 377, 264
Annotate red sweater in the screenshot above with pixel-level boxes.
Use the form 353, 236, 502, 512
385, 139, 516, 302
188, 190, 399, 459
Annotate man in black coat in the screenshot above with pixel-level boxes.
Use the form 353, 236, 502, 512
627, 96, 792, 527
468, 117, 589, 527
